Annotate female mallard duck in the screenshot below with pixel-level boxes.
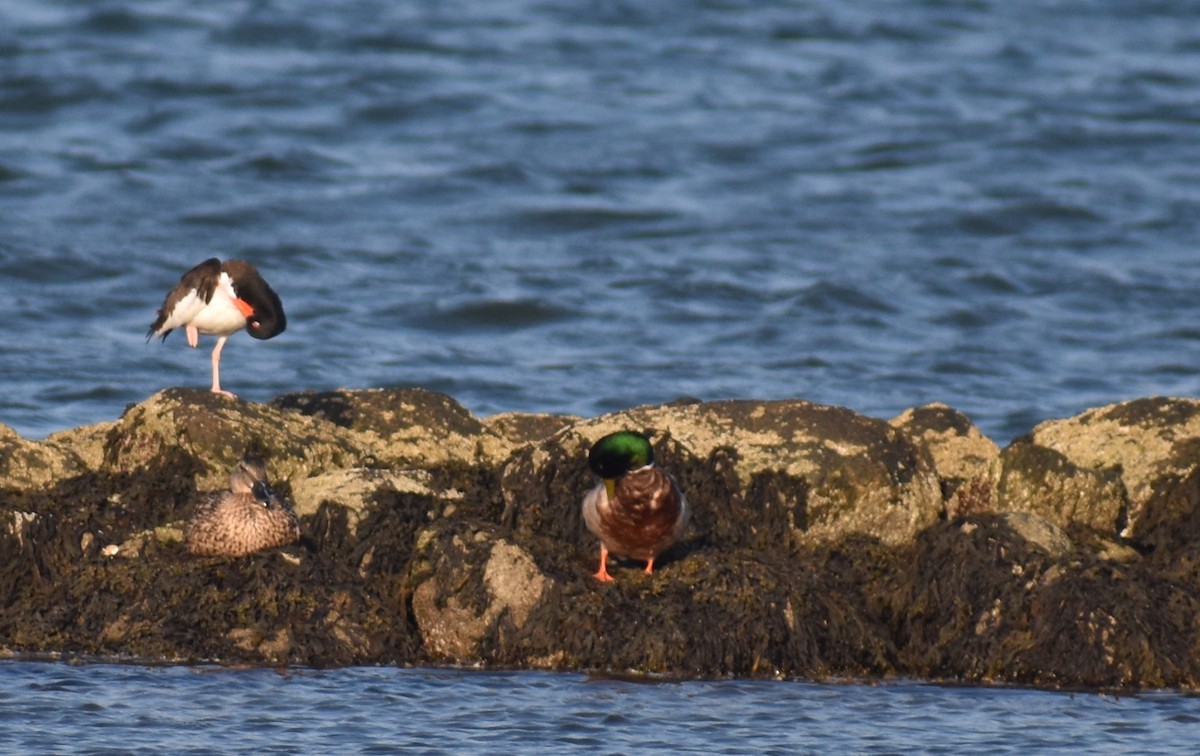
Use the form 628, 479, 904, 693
185, 454, 300, 557
582, 430, 689, 582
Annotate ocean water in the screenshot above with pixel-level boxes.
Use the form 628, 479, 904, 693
3, 0, 1200, 744
1, 0, 1198, 443
1, 662, 1198, 755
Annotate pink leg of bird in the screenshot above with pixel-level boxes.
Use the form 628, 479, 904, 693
643, 557, 656, 575
210, 336, 236, 399
186, 324, 200, 348
593, 545, 615, 582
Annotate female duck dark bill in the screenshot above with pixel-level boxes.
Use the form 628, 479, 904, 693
582, 430, 690, 582
148, 258, 286, 399
185, 454, 300, 557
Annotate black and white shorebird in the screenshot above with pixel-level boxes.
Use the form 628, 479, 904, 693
148, 258, 286, 398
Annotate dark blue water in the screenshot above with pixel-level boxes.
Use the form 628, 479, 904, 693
1, 662, 1198, 755
3, 1, 1200, 744
1, 0, 1198, 443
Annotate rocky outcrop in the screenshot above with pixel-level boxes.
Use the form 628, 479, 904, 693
501, 399, 944, 551
1, 423, 94, 491
890, 512, 1199, 689
1020, 397, 1200, 551
3, 390, 1200, 691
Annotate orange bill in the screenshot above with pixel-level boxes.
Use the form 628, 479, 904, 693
233, 298, 255, 317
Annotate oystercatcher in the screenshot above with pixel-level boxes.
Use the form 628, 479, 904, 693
148, 258, 286, 398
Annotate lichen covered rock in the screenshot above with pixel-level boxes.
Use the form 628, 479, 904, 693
1021, 397, 1200, 550
1, 423, 91, 490
890, 403, 1001, 518
995, 441, 1128, 536
272, 387, 517, 468
104, 389, 371, 489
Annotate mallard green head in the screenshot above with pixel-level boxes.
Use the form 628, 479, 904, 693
588, 431, 655, 480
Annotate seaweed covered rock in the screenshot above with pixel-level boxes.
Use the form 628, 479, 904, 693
889, 512, 1074, 683
889, 512, 1200, 688
408, 521, 552, 661
6, 391, 1200, 690
1021, 397, 1200, 551
44, 545, 410, 666
505, 543, 896, 678
501, 399, 944, 554
0, 455, 432, 666
407, 518, 897, 678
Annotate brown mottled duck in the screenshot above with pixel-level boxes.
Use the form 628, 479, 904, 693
185, 454, 299, 557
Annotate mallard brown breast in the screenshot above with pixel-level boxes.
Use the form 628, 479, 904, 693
582, 431, 689, 582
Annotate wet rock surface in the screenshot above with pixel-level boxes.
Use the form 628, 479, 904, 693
3, 390, 1200, 691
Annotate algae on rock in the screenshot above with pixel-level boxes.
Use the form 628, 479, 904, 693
4, 390, 1200, 690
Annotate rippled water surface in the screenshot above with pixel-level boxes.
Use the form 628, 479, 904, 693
3, 2, 1200, 742
1, 0, 1198, 442
1, 662, 1198, 754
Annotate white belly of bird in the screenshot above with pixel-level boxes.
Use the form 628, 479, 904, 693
191, 288, 248, 336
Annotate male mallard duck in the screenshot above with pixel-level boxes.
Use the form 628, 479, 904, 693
148, 258, 286, 398
185, 454, 300, 557
582, 430, 689, 582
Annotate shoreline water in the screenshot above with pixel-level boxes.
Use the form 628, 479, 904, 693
5, 652, 1200, 698
3, 660, 1199, 755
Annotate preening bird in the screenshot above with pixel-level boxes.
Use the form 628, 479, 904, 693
148, 258, 286, 398
582, 430, 689, 582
